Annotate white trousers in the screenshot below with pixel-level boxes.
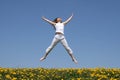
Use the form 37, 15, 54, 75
44, 34, 75, 60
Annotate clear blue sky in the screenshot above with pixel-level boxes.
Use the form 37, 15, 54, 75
0, 0, 120, 68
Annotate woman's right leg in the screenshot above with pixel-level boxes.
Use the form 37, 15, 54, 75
40, 36, 59, 61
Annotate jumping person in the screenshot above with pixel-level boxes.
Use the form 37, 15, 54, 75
40, 14, 78, 64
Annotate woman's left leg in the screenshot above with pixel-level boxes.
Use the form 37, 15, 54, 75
61, 38, 78, 64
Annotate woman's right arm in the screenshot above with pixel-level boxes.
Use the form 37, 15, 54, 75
42, 16, 56, 25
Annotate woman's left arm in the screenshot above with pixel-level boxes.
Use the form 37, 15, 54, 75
63, 13, 73, 25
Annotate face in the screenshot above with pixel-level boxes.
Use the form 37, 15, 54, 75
56, 18, 62, 22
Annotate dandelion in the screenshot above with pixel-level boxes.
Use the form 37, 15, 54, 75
12, 72, 16, 75
110, 78, 117, 80
77, 69, 82, 74
5, 74, 11, 79
12, 77, 17, 80
71, 78, 75, 80
77, 78, 81, 80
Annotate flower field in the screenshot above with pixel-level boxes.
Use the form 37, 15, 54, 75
0, 67, 120, 80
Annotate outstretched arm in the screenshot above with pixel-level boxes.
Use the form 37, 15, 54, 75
42, 16, 56, 25
63, 13, 73, 25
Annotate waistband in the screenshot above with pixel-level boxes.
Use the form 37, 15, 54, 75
55, 32, 64, 35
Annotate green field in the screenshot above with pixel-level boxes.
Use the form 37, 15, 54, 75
0, 67, 120, 80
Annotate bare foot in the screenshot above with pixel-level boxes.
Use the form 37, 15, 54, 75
40, 57, 46, 61
73, 58, 78, 64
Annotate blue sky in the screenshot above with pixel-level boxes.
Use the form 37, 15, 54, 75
0, 0, 120, 68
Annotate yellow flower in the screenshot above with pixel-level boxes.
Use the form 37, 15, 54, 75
77, 69, 82, 74
5, 74, 11, 79
77, 78, 81, 80
90, 73, 95, 77
110, 78, 117, 80
12, 72, 16, 75
71, 78, 75, 80
12, 77, 17, 80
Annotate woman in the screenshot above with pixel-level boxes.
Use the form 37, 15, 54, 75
40, 14, 78, 64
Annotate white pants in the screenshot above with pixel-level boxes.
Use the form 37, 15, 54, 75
44, 34, 75, 60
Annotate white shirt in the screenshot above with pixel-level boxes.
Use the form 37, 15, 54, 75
55, 22, 64, 34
